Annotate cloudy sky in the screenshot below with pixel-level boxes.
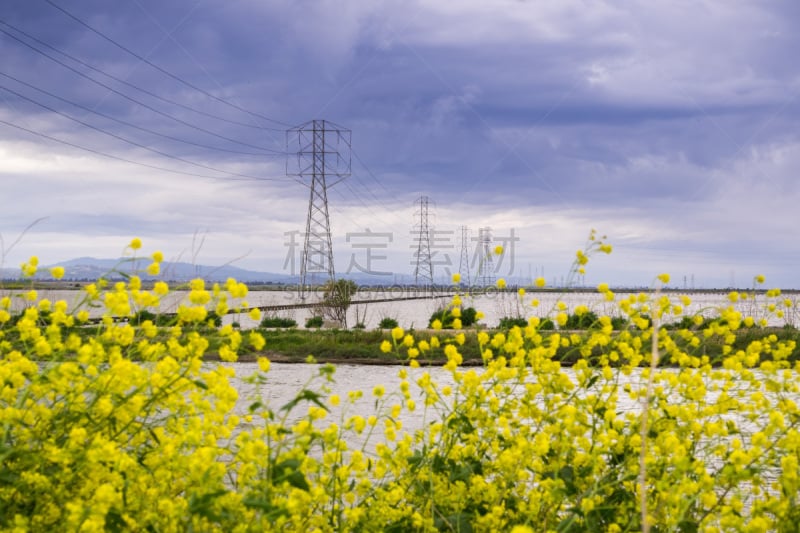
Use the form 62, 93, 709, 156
1, 0, 798, 288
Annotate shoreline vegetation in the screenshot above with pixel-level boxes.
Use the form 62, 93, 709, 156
4, 278, 800, 294
211, 326, 800, 366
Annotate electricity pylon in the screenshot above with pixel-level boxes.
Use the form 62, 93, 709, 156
476, 226, 495, 287
286, 120, 351, 297
458, 225, 471, 288
413, 195, 434, 286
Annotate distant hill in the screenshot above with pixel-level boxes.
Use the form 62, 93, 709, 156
0, 257, 299, 284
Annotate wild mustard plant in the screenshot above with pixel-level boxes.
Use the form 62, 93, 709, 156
0, 237, 799, 532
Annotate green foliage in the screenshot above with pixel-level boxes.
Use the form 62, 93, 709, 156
320, 279, 358, 328
304, 316, 324, 328
206, 311, 222, 328
500, 314, 628, 332
131, 309, 175, 326
461, 307, 478, 327
564, 310, 599, 329
498, 316, 527, 329
610, 316, 629, 330
260, 316, 298, 328
428, 306, 478, 329
539, 317, 555, 330
378, 317, 399, 329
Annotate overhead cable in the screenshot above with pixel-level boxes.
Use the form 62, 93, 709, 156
0, 19, 286, 132
0, 118, 288, 182
43, 0, 293, 129
0, 84, 278, 181
0, 70, 270, 157
0, 26, 286, 154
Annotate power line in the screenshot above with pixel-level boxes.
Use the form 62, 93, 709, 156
339, 180, 400, 228
0, 117, 286, 182
43, 0, 292, 129
351, 147, 397, 198
348, 147, 409, 225
0, 26, 285, 154
0, 70, 272, 157
0, 19, 285, 133
0, 84, 275, 181
346, 173, 407, 224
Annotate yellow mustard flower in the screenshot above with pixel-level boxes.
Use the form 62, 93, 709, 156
50, 266, 65, 279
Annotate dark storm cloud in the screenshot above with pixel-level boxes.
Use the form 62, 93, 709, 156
2, 0, 799, 285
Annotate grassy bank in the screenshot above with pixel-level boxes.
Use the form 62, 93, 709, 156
234, 325, 800, 366
4, 313, 799, 365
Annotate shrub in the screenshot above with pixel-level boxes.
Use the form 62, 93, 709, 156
539, 317, 555, 330
497, 316, 527, 329
428, 306, 479, 328
460, 307, 478, 327
663, 316, 697, 330
320, 279, 357, 328
260, 316, 298, 328
132, 309, 177, 326
564, 310, 599, 329
378, 317, 399, 329
610, 316, 629, 330
305, 315, 324, 328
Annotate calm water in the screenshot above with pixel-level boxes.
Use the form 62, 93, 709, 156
224, 362, 791, 451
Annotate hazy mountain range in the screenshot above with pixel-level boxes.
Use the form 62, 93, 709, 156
0, 257, 421, 285
0, 257, 297, 283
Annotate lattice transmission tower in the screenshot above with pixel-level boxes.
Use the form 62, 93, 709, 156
412, 195, 434, 286
286, 120, 351, 297
476, 226, 495, 287
458, 225, 471, 288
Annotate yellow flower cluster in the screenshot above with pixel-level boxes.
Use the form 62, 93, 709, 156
1, 237, 799, 531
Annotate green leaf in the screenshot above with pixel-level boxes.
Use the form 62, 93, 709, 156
104, 510, 127, 533
271, 459, 310, 492
280, 389, 328, 412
